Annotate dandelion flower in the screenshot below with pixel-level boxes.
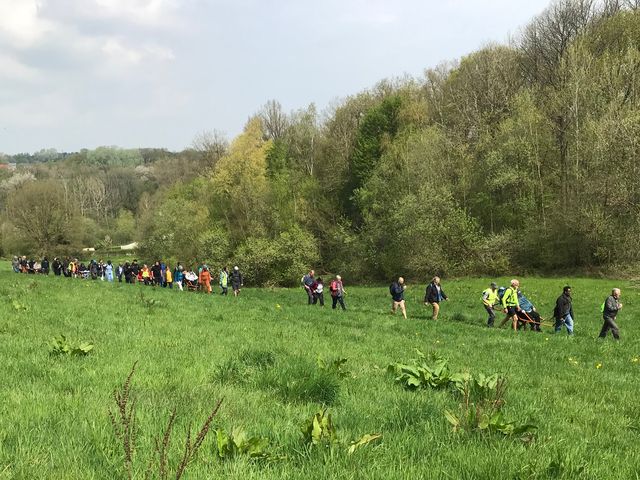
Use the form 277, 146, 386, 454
596, 363, 602, 369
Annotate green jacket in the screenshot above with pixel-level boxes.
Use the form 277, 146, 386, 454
219, 271, 228, 287
502, 287, 518, 308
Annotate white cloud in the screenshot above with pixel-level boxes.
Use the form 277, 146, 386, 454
0, 0, 56, 48
0, 53, 39, 80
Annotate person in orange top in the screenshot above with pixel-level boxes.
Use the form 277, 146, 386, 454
199, 265, 212, 294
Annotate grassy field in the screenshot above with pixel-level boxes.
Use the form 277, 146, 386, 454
1, 266, 639, 479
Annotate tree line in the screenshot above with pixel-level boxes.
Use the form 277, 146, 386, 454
2, 0, 640, 284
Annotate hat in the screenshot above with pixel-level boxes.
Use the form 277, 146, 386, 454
234, 266, 239, 271
490, 282, 497, 288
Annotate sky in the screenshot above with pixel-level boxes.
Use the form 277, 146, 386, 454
0, 0, 553, 155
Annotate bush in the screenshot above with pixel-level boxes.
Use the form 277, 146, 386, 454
233, 226, 319, 286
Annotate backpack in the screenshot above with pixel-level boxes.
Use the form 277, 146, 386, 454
497, 287, 507, 302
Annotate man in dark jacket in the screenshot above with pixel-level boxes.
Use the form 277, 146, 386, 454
231, 266, 243, 297
599, 288, 623, 340
424, 276, 448, 320
41, 257, 50, 275
554, 286, 574, 335
130, 261, 140, 284
301, 270, 315, 305
151, 261, 162, 286
390, 277, 407, 319
52, 258, 62, 276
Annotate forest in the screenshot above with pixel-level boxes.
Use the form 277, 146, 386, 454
2, 0, 640, 284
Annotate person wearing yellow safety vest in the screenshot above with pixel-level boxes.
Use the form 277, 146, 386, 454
482, 282, 499, 327
499, 279, 521, 331
219, 266, 229, 296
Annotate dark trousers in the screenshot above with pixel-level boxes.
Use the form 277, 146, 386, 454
313, 292, 324, 306
305, 287, 314, 305
221, 287, 228, 295
517, 310, 541, 331
599, 316, 620, 340
485, 305, 496, 327
332, 295, 346, 310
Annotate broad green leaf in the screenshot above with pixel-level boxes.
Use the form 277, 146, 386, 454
444, 410, 460, 428
347, 433, 382, 454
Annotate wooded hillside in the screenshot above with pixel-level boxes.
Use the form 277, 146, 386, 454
3, 0, 640, 283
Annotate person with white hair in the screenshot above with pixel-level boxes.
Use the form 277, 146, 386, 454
231, 266, 243, 297
329, 275, 346, 310
599, 288, 623, 340
424, 276, 448, 320
500, 279, 521, 330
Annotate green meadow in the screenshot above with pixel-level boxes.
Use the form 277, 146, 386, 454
1, 267, 639, 479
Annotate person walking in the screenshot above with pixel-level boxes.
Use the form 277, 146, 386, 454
174, 264, 184, 291
105, 260, 114, 282
151, 261, 162, 286
41, 257, 50, 275
482, 282, 499, 327
499, 279, 521, 330
231, 266, 243, 296
424, 276, 448, 320
11, 256, 20, 273
599, 288, 623, 340
116, 263, 124, 282
302, 270, 315, 305
165, 265, 173, 289
52, 257, 62, 276
313, 277, 325, 306
517, 290, 542, 332
390, 277, 407, 319
199, 265, 212, 294
130, 260, 139, 284
553, 286, 575, 335
330, 275, 346, 311
219, 266, 229, 295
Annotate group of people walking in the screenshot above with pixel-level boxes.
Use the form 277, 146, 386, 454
301, 270, 346, 310
387, 275, 623, 340
12, 255, 245, 296
481, 279, 622, 339
389, 276, 448, 320
11, 256, 626, 340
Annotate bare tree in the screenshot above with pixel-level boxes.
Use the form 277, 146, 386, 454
519, 0, 596, 87
258, 100, 289, 140
191, 130, 228, 171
